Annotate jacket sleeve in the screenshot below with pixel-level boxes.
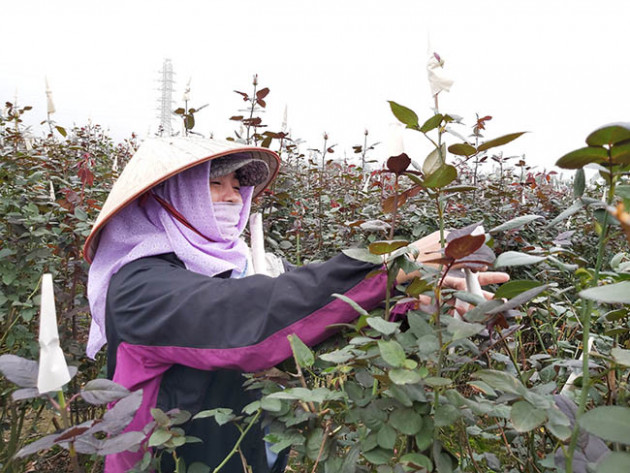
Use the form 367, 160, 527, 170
106, 253, 387, 373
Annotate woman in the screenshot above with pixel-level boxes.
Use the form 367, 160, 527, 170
85, 137, 507, 472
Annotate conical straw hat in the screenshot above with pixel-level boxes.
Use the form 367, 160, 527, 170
83, 136, 280, 263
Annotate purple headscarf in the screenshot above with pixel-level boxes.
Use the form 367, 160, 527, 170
86, 161, 253, 359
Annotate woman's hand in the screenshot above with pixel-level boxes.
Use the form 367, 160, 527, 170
442, 272, 510, 291
396, 230, 446, 284
395, 230, 510, 311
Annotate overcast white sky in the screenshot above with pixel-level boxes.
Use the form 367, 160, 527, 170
3, 0, 629, 174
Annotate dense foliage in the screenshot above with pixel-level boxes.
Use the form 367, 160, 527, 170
1, 78, 629, 473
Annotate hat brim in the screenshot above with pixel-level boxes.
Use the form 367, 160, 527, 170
83, 137, 280, 263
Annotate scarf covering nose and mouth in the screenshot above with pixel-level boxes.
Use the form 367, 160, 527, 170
213, 202, 245, 240
86, 161, 253, 358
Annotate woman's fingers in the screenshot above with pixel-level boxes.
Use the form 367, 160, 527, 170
442, 272, 509, 290
477, 271, 510, 285
442, 276, 467, 291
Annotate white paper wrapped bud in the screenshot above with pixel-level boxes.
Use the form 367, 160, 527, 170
183, 78, 191, 102
45, 77, 56, 115
427, 52, 453, 97
464, 225, 486, 297
37, 274, 71, 394
249, 213, 269, 276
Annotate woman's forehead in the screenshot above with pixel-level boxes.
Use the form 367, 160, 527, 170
210, 171, 239, 181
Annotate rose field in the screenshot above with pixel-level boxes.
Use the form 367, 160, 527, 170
1, 78, 630, 473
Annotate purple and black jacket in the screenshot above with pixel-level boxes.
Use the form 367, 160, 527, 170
104, 252, 387, 472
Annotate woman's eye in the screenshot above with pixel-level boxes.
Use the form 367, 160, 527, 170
210, 181, 221, 186
233, 187, 240, 191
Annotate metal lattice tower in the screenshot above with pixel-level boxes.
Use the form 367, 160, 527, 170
156, 59, 175, 136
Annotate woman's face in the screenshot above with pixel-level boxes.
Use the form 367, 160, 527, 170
210, 172, 242, 204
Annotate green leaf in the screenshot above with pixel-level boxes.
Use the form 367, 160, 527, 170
367, 317, 400, 336
546, 200, 585, 228
0, 248, 15, 259
265, 430, 305, 453
389, 369, 423, 385
434, 443, 456, 473
511, 401, 547, 432
579, 406, 630, 444
442, 185, 477, 194
404, 171, 424, 186
447, 143, 476, 157
405, 277, 432, 298
369, 240, 408, 255
306, 428, 328, 461
267, 388, 343, 403
446, 318, 484, 341
320, 347, 355, 364
586, 122, 630, 146
169, 411, 191, 426
423, 164, 457, 189
74, 207, 88, 221
494, 251, 546, 268
400, 453, 432, 471
407, 312, 434, 338
615, 184, 630, 199
460, 298, 502, 322
342, 248, 383, 265
390, 408, 423, 435
341, 445, 361, 473
486, 284, 549, 315
423, 144, 446, 176
378, 340, 407, 368
333, 293, 369, 317
523, 392, 554, 410
473, 370, 527, 396
596, 452, 630, 473
362, 447, 393, 465
360, 404, 388, 430
388, 101, 419, 129
467, 380, 496, 397
611, 347, 630, 367
477, 132, 526, 152
377, 424, 397, 449
55, 126, 67, 137
435, 404, 461, 427
288, 334, 314, 368
260, 397, 283, 412
556, 146, 608, 169
188, 462, 211, 473
612, 142, 630, 164
573, 168, 586, 198
148, 429, 172, 447
419, 113, 444, 133
387, 384, 413, 407
414, 417, 434, 451
424, 377, 452, 388
192, 408, 235, 425
545, 406, 571, 441
151, 408, 170, 426
489, 215, 543, 233
493, 280, 542, 300
579, 281, 630, 304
